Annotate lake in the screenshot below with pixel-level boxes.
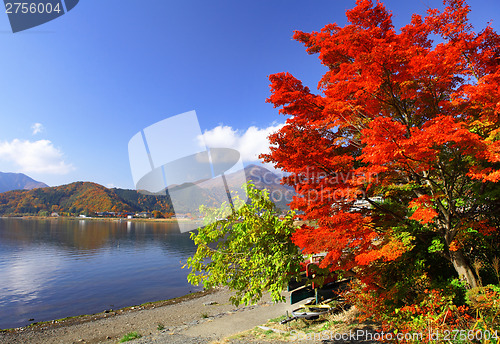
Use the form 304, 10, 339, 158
0, 217, 202, 329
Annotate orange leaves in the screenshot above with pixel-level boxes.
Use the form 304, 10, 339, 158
473, 220, 497, 236
345, 0, 394, 33
292, 211, 376, 270
388, 288, 473, 336
425, 0, 473, 39
265, 0, 500, 299
266, 72, 322, 117
448, 240, 461, 252
468, 166, 500, 183
409, 207, 437, 225
409, 115, 485, 164
361, 115, 487, 178
355, 237, 408, 266
361, 116, 407, 165
408, 195, 438, 224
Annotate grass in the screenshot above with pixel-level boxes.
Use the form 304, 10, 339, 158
201, 312, 209, 318
157, 323, 165, 331
118, 331, 142, 342
268, 315, 286, 323
235, 305, 367, 343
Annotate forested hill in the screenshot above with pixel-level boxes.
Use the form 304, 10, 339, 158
0, 165, 293, 216
0, 181, 209, 216
0, 182, 138, 215
112, 187, 174, 214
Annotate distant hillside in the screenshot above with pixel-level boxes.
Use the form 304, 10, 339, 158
0, 182, 134, 215
116, 164, 294, 213
115, 183, 224, 214
112, 187, 174, 213
195, 164, 295, 210
0, 172, 48, 193
0, 165, 295, 216
242, 164, 295, 210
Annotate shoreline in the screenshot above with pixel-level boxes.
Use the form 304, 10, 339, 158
0, 287, 298, 344
0, 289, 214, 333
0, 215, 206, 333
1, 215, 203, 224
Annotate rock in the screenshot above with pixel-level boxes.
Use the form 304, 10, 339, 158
203, 301, 217, 306
257, 326, 286, 334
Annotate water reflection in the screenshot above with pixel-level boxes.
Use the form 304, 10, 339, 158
0, 218, 198, 254
5, 248, 63, 302
0, 218, 201, 329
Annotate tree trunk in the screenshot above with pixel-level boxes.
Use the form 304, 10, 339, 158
449, 249, 478, 288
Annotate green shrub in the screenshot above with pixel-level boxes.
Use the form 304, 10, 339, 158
119, 331, 142, 342
466, 285, 500, 330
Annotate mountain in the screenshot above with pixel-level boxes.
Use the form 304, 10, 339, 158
115, 164, 294, 214
195, 164, 295, 210
0, 182, 134, 215
0, 165, 295, 216
0, 172, 48, 193
241, 164, 295, 210
112, 187, 175, 213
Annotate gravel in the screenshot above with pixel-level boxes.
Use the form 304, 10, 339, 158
0, 287, 296, 344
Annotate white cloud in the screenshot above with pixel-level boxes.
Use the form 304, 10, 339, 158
200, 123, 285, 162
0, 139, 75, 175
31, 123, 44, 135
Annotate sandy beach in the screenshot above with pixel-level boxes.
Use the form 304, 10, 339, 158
0, 287, 303, 344
0, 286, 382, 344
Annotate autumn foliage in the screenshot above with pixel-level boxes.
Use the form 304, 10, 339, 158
0, 182, 175, 216
263, 0, 500, 307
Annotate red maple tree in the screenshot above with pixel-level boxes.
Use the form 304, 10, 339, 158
262, 0, 500, 289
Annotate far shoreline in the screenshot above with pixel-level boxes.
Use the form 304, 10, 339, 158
1, 215, 204, 224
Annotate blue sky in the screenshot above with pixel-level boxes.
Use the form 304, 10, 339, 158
0, 0, 498, 188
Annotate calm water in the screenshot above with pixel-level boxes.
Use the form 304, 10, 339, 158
0, 218, 202, 329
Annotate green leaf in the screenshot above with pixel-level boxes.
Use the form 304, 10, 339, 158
184, 182, 302, 305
